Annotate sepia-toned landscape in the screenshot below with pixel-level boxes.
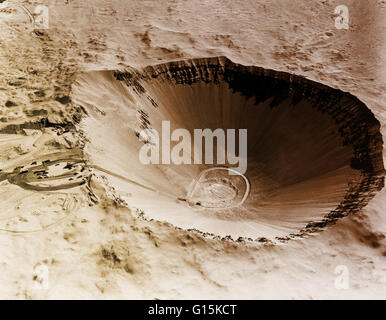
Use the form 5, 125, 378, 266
0, 0, 385, 299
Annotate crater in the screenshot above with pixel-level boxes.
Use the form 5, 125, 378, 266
74, 56, 384, 241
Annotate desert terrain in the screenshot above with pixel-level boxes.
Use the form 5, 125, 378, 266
0, 0, 385, 299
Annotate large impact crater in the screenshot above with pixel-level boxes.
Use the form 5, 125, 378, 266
74, 57, 384, 241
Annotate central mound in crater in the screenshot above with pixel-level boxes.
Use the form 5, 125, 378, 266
74, 56, 384, 241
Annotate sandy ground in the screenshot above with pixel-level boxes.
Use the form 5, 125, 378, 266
0, 0, 385, 299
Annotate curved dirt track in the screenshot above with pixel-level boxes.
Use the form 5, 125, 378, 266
74, 56, 384, 241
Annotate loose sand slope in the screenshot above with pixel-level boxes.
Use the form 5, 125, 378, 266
0, 0, 385, 299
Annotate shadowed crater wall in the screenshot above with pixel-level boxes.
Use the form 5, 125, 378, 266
74, 56, 384, 241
